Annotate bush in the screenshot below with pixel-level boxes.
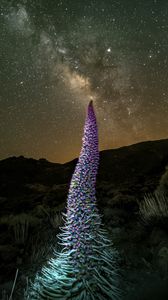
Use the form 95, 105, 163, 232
0, 213, 40, 244
140, 191, 168, 223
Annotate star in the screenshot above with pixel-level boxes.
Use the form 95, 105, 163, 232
0, 0, 167, 163
107, 48, 111, 53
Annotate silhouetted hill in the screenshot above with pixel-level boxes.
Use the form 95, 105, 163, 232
1, 138, 168, 202
1, 139, 168, 181
99, 138, 168, 181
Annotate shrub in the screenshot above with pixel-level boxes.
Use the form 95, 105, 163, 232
0, 213, 40, 244
140, 191, 168, 223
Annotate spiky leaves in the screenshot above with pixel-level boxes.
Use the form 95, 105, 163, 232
25, 101, 120, 300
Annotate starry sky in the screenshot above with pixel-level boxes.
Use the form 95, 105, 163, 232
0, 0, 168, 163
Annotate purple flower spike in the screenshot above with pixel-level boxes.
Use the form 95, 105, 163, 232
26, 101, 121, 300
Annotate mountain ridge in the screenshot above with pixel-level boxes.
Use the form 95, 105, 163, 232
1, 138, 168, 186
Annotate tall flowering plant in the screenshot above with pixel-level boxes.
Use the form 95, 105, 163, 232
26, 101, 120, 300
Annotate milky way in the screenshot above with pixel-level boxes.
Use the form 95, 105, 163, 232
0, 0, 168, 162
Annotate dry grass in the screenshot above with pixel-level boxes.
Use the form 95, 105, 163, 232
0, 213, 40, 244
140, 191, 168, 222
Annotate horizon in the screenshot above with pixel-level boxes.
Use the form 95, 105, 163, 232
1, 136, 168, 164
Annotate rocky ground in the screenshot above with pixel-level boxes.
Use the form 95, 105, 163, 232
0, 139, 168, 299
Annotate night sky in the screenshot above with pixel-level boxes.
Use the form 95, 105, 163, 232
0, 0, 168, 163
